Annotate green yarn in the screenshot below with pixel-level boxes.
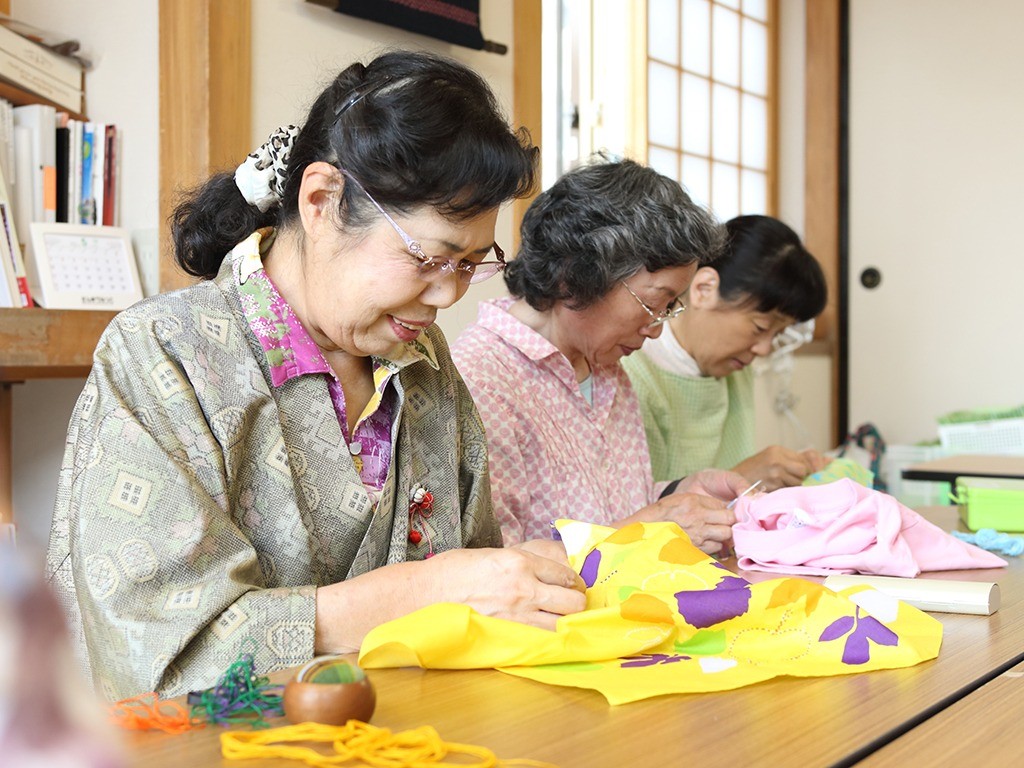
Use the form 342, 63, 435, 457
937, 404, 1024, 425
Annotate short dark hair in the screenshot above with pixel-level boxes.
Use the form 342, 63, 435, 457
716, 215, 827, 321
504, 158, 723, 311
172, 51, 538, 279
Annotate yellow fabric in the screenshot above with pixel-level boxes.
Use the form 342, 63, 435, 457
360, 521, 942, 705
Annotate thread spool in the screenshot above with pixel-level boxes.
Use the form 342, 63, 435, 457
283, 656, 375, 725
824, 574, 1000, 615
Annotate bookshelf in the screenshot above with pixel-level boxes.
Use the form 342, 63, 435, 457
0, 0, 252, 526
0, 5, 102, 524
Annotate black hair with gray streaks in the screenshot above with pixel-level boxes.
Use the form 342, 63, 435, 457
504, 158, 723, 311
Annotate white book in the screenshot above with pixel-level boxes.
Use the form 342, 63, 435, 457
0, 99, 10, 185
0, 158, 30, 306
68, 118, 81, 227
11, 124, 31, 252
0, 47, 81, 114
0, 20, 83, 91
0, 217, 16, 306
13, 103, 57, 224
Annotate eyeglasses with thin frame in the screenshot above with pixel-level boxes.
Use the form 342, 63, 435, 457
342, 171, 506, 284
620, 279, 686, 327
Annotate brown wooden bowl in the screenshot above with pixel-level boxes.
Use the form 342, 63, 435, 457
283, 657, 376, 725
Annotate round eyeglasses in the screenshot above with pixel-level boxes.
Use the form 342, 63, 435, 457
620, 279, 686, 327
342, 170, 506, 284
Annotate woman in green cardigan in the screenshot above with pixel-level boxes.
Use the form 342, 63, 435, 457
622, 215, 828, 491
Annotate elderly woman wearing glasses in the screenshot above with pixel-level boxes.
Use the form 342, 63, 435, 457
451, 159, 750, 552
622, 215, 829, 491
45, 52, 587, 701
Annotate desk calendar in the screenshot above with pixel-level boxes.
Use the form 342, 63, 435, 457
27, 223, 143, 310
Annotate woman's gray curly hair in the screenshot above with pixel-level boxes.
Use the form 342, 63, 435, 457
503, 157, 724, 311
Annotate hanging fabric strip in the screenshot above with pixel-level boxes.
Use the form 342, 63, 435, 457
313, 0, 507, 53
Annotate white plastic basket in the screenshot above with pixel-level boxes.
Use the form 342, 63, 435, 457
938, 418, 1024, 455
882, 444, 950, 507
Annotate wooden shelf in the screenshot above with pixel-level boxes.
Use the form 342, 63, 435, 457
0, 304, 114, 523
0, 307, 116, 381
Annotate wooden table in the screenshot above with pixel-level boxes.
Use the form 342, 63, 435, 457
122, 507, 1024, 768
860, 659, 1024, 765
901, 454, 1024, 484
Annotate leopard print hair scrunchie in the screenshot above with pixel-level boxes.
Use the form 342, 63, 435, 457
234, 124, 300, 212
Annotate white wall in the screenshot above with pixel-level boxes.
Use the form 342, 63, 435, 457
10, 0, 159, 549
848, 0, 1024, 446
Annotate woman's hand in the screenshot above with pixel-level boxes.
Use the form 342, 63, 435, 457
514, 537, 571, 567
426, 547, 587, 630
618, 493, 736, 555
675, 468, 752, 501
732, 446, 830, 491
315, 548, 586, 653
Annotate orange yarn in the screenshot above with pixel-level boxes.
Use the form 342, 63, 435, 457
108, 691, 201, 734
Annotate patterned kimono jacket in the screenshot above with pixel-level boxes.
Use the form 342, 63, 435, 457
45, 239, 500, 701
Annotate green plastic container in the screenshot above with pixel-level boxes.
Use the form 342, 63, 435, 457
954, 476, 1024, 532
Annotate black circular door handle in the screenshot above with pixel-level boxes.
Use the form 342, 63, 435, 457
860, 267, 882, 289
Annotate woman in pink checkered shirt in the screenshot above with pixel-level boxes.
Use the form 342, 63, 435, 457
453, 159, 750, 554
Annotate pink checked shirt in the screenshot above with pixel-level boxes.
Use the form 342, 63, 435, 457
451, 297, 662, 545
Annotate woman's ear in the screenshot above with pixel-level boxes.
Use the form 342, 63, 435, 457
297, 161, 344, 239
688, 266, 721, 309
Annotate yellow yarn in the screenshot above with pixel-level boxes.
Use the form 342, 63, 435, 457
220, 720, 557, 768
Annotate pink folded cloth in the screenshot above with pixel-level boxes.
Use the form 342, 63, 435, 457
731, 478, 1007, 576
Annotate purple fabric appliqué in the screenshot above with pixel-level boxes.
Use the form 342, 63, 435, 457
675, 576, 752, 628
819, 608, 899, 664
620, 653, 691, 668
579, 549, 602, 588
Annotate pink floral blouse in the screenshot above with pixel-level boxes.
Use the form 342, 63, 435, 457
234, 230, 413, 493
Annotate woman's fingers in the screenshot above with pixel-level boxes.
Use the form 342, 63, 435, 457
530, 550, 587, 594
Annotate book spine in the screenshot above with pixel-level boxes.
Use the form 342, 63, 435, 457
0, 23, 82, 90
0, 216, 15, 307
0, 200, 31, 307
91, 123, 105, 226
80, 123, 94, 224
69, 119, 81, 227
55, 125, 69, 222
11, 124, 31, 254
0, 47, 82, 114
102, 125, 116, 227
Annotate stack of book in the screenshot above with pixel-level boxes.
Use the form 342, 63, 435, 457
0, 100, 119, 308
0, 19, 82, 115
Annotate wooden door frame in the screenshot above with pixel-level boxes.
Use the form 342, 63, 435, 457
804, 0, 842, 445
512, 0, 542, 250
158, 0, 252, 292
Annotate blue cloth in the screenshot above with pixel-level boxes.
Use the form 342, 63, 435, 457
950, 528, 1024, 556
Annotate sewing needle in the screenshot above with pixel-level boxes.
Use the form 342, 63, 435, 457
727, 479, 764, 510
